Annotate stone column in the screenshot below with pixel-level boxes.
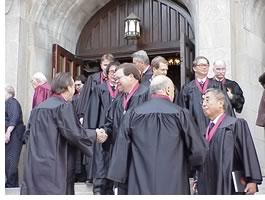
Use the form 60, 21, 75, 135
196, 0, 233, 78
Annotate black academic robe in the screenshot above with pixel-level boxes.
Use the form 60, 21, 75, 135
20, 96, 96, 195
141, 67, 153, 84
102, 84, 149, 149
83, 82, 118, 179
75, 72, 104, 118
107, 97, 208, 195
216, 78, 245, 113
197, 115, 263, 195
176, 79, 220, 135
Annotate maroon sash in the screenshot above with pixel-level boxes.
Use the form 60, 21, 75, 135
205, 113, 226, 142
195, 78, 209, 94
151, 94, 171, 101
106, 80, 118, 99
123, 83, 140, 112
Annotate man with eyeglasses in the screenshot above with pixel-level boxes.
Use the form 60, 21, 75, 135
97, 63, 149, 194
75, 54, 114, 184
196, 88, 262, 195
83, 61, 120, 195
176, 56, 221, 135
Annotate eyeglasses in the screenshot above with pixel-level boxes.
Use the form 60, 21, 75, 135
196, 63, 209, 67
109, 70, 115, 75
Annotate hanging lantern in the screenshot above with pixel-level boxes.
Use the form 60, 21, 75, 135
124, 13, 140, 40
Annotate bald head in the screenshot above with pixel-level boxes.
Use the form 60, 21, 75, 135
149, 75, 175, 102
213, 59, 226, 81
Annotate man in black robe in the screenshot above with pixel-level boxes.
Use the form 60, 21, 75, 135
256, 72, 265, 127
83, 61, 120, 195
197, 88, 263, 195
5, 85, 25, 188
76, 54, 114, 118
176, 56, 222, 135
132, 50, 153, 84
75, 53, 114, 183
107, 75, 208, 195
20, 72, 108, 195
212, 59, 245, 113
98, 63, 149, 194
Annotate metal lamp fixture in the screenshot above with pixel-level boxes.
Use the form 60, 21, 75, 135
124, 13, 140, 40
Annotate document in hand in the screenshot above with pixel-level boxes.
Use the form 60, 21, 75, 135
232, 170, 247, 193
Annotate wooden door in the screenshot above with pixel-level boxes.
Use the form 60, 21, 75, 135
52, 44, 83, 78
180, 32, 195, 88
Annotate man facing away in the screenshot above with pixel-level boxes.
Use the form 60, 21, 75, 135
107, 75, 208, 195
212, 59, 245, 114
197, 88, 262, 195
21, 72, 108, 195
256, 72, 265, 127
31, 72, 51, 108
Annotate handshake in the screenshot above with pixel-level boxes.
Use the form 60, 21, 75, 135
96, 128, 108, 143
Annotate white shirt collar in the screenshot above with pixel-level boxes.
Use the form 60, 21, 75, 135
197, 77, 207, 83
143, 65, 150, 74
212, 113, 224, 124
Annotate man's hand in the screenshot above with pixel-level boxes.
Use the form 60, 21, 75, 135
244, 182, 257, 195
5, 132, 11, 144
96, 128, 108, 143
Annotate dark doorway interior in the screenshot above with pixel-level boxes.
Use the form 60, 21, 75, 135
82, 52, 193, 92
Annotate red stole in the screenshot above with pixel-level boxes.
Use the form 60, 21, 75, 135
106, 80, 118, 99
151, 94, 171, 101
122, 83, 140, 112
205, 113, 226, 142
195, 78, 209, 94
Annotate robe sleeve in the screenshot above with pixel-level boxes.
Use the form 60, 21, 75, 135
256, 90, 265, 127
225, 81, 245, 113
178, 109, 208, 167
83, 86, 101, 129
234, 118, 263, 184
55, 102, 96, 157
176, 85, 188, 109
107, 109, 132, 183
75, 75, 94, 117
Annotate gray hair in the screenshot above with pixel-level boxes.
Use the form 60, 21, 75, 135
149, 75, 173, 95
32, 72, 47, 83
5, 84, 15, 97
131, 50, 150, 65
204, 88, 229, 112
213, 60, 226, 67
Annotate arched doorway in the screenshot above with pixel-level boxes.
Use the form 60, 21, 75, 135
53, 0, 195, 89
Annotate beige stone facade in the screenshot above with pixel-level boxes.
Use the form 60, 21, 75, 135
5, 0, 265, 175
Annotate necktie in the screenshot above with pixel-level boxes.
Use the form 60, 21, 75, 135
200, 81, 204, 88
208, 122, 215, 134
111, 85, 115, 92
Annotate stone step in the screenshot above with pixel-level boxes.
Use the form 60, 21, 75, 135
5, 177, 265, 195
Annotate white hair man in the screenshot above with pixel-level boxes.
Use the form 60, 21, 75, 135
132, 50, 152, 84
31, 72, 51, 108
212, 60, 245, 113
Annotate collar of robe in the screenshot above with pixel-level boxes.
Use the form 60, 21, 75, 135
52, 94, 67, 102
122, 82, 140, 112
151, 94, 171, 102
205, 113, 226, 142
215, 77, 226, 85
107, 80, 118, 99
195, 78, 209, 94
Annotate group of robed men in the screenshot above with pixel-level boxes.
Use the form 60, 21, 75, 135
20, 51, 263, 195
